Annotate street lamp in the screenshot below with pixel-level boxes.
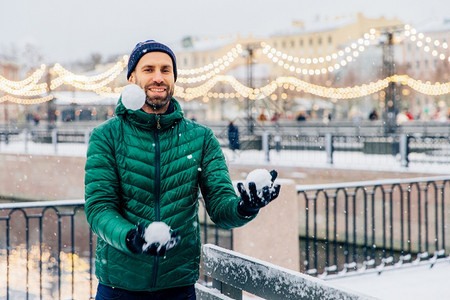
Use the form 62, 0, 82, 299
379, 26, 403, 135
242, 43, 260, 135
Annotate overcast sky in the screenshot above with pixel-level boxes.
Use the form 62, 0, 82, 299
1, 0, 449, 64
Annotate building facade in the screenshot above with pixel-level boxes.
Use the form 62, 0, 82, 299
173, 13, 405, 121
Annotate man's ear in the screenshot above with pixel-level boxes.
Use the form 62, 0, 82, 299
128, 73, 135, 84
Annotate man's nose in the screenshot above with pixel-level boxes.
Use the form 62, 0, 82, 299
153, 71, 164, 83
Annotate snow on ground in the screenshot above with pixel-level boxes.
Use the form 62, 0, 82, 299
1, 139, 449, 174
241, 259, 450, 300
326, 258, 450, 300
224, 148, 450, 175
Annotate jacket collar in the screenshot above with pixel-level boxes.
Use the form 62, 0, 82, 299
115, 97, 184, 130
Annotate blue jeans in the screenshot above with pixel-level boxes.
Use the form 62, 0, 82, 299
95, 283, 196, 300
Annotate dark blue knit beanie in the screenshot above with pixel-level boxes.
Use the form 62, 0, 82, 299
127, 40, 177, 81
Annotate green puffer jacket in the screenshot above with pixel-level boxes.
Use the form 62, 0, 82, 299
85, 97, 253, 292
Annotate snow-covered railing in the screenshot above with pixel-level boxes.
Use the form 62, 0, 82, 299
198, 244, 375, 300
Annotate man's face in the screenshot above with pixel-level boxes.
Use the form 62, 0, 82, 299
128, 52, 175, 114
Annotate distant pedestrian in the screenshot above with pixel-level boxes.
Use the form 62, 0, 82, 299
369, 109, 378, 120
228, 121, 240, 151
33, 113, 40, 125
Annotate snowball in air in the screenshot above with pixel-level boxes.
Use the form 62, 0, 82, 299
121, 84, 146, 110
143, 222, 171, 251
245, 168, 272, 192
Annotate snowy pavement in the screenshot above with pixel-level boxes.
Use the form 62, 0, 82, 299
1, 139, 449, 175
223, 148, 450, 175
326, 258, 450, 300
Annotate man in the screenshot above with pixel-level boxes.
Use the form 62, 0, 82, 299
85, 40, 280, 299
227, 121, 240, 151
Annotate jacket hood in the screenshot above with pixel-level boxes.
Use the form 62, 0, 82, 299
115, 96, 184, 130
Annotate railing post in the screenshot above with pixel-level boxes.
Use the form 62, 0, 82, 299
400, 134, 409, 168
274, 134, 281, 152
23, 128, 29, 153
84, 129, 91, 145
325, 133, 334, 164
52, 128, 58, 154
262, 131, 270, 162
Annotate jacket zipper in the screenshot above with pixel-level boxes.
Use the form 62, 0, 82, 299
152, 115, 161, 288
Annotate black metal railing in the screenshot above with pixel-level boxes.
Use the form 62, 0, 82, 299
1, 126, 449, 168
0, 200, 93, 300
297, 176, 450, 276
0, 199, 231, 300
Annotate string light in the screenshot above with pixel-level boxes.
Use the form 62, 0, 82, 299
53, 94, 115, 104
0, 64, 48, 96
261, 29, 377, 75
1, 26, 449, 105
50, 56, 128, 90
2, 73, 447, 105
0, 94, 54, 105
174, 74, 449, 101
404, 25, 450, 62
177, 44, 243, 83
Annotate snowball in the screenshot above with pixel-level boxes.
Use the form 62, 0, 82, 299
121, 84, 146, 110
245, 168, 272, 192
143, 222, 171, 251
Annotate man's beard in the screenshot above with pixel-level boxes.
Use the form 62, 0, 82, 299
145, 93, 171, 111
141, 82, 174, 112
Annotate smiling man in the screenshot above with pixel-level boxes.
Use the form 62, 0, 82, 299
84, 40, 281, 299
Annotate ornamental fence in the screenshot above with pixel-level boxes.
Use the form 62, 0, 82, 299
0, 199, 230, 299
297, 176, 450, 276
